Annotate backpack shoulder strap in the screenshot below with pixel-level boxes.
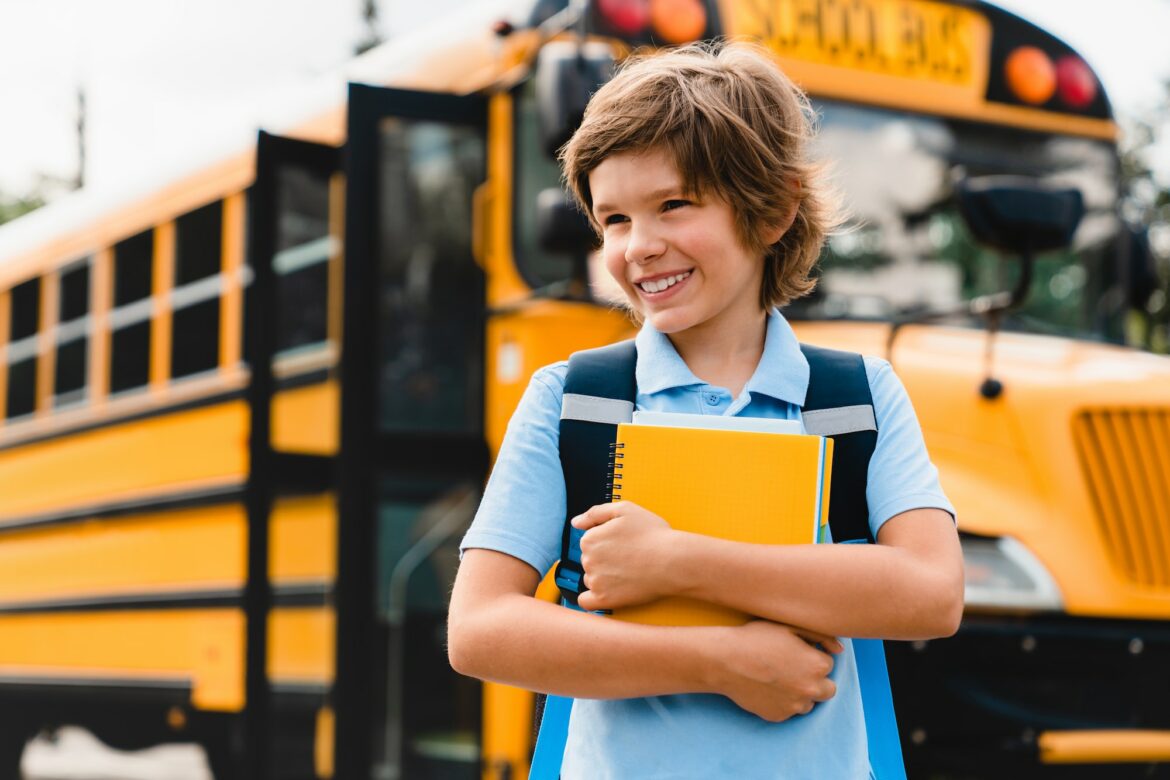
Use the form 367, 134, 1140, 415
554, 339, 637, 603
801, 343, 906, 780
799, 343, 878, 544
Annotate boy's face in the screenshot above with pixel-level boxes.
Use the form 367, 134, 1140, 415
589, 147, 770, 337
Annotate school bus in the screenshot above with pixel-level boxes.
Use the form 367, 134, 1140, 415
0, 0, 1166, 778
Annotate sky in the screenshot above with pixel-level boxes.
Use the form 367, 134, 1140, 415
2, 0, 1169, 199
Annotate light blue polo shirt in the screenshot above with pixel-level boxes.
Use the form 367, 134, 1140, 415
461, 310, 954, 779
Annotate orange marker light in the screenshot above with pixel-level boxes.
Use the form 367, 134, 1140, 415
1005, 46, 1056, 105
650, 0, 707, 44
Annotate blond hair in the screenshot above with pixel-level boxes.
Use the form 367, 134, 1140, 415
560, 41, 837, 309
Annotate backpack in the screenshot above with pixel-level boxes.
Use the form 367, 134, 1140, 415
531, 339, 905, 780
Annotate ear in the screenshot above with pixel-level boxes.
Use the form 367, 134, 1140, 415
762, 183, 801, 246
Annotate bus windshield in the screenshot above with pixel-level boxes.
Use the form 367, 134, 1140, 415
794, 102, 1123, 341
513, 84, 1125, 342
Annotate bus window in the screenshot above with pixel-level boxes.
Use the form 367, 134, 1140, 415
791, 101, 1121, 341
54, 260, 91, 407
110, 230, 154, 394
274, 166, 332, 356
377, 117, 484, 434
6, 277, 41, 419
171, 202, 223, 379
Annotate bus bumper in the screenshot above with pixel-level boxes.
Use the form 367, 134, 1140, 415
887, 613, 1170, 778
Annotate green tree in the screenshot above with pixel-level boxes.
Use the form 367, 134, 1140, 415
0, 191, 46, 227
1119, 79, 1170, 353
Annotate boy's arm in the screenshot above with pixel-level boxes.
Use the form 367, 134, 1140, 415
574, 505, 963, 640
679, 507, 962, 638
447, 547, 843, 722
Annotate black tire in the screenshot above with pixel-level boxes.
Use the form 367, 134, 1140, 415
0, 729, 31, 780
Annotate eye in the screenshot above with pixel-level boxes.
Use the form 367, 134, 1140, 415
603, 213, 629, 226
662, 199, 690, 212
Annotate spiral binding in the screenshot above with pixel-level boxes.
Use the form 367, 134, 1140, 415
605, 441, 625, 501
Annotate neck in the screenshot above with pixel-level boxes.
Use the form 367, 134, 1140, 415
668, 308, 768, 397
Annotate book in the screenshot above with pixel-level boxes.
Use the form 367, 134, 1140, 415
606, 420, 833, 627
631, 410, 803, 435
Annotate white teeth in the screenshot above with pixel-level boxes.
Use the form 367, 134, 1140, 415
638, 271, 690, 293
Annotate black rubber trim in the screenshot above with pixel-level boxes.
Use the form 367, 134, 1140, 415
0, 675, 192, 701
0, 581, 331, 615
0, 369, 330, 455
0, 483, 246, 535
0, 676, 329, 709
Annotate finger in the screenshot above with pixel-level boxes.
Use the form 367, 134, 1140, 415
794, 629, 844, 654
571, 503, 620, 530
813, 679, 837, 703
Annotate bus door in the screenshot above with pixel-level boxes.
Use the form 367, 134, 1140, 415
337, 84, 488, 780
247, 131, 344, 780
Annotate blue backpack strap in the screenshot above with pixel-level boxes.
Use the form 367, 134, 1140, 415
531, 693, 573, 780
799, 343, 877, 543
553, 339, 638, 605
533, 340, 637, 780
801, 343, 905, 780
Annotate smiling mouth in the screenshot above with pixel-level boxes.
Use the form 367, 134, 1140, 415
636, 271, 692, 294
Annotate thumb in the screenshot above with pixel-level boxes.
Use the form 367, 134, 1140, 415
576, 590, 600, 612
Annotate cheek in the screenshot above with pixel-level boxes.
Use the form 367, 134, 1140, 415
602, 240, 630, 285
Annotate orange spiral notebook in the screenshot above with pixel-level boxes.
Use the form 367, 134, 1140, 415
607, 421, 833, 627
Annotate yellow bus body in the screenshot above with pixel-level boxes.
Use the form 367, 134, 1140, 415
0, 0, 1165, 776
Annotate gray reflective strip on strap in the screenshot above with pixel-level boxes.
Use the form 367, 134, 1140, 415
802, 404, 877, 436
560, 394, 634, 425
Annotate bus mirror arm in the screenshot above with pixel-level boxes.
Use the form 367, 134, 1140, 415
888, 176, 1082, 393
885, 247, 1035, 401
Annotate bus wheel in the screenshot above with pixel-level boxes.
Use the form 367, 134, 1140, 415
203, 739, 238, 780
192, 715, 240, 780
0, 729, 32, 780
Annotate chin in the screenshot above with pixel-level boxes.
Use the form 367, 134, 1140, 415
644, 309, 698, 334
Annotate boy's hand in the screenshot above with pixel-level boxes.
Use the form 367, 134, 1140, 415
572, 501, 676, 611
710, 621, 843, 722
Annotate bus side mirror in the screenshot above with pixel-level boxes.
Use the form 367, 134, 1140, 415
537, 187, 596, 255
534, 41, 615, 157
956, 176, 1085, 255
955, 176, 1085, 314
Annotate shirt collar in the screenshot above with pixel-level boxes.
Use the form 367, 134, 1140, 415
634, 309, 810, 405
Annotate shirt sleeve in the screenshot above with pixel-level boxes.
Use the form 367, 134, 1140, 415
459, 362, 569, 577
864, 356, 956, 538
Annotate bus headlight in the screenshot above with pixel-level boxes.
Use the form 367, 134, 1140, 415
961, 535, 1064, 611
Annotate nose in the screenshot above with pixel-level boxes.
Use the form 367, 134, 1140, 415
624, 220, 666, 265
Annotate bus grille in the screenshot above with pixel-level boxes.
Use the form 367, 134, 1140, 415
1073, 409, 1170, 589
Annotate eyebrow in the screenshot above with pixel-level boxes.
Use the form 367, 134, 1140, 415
593, 186, 686, 218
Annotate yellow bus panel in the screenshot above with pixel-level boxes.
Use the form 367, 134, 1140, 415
270, 494, 338, 583
271, 381, 340, 456
0, 606, 334, 713
0, 400, 248, 521
0, 506, 246, 604
0, 496, 335, 606
0, 609, 245, 711
268, 607, 335, 685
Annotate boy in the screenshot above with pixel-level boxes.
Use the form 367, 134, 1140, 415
448, 42, 962, 778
